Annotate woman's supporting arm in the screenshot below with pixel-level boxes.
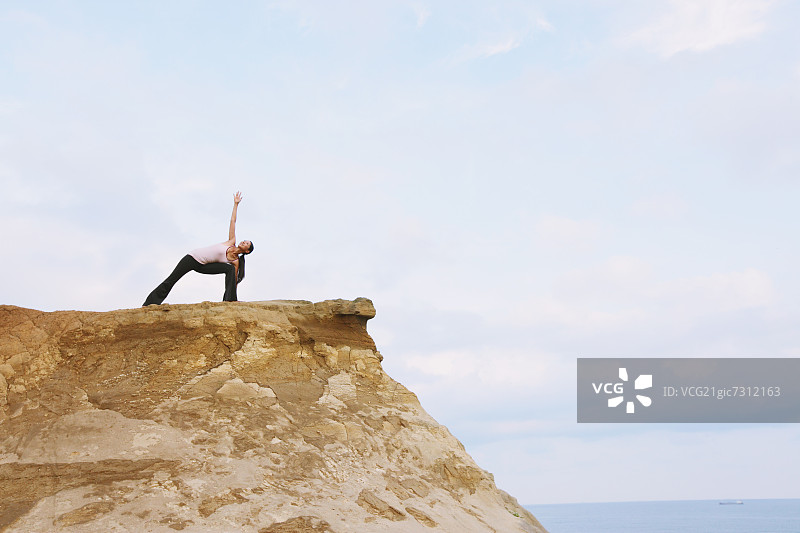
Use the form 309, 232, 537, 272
228, 191, 242, 243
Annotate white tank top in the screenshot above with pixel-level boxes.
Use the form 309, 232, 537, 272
189, 242, 233, 265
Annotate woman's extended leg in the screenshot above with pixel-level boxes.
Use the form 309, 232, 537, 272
195, 262, 238, 302
142, 255, 200, 306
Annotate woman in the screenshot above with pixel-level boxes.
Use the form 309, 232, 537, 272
143, 191, 254, 306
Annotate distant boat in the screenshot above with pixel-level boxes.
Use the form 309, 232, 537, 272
719, 500, 744, 505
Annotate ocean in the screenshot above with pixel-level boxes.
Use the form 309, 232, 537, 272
525, 499, 800, 533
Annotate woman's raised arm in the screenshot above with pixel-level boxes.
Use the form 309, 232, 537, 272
228, 191, 242, 243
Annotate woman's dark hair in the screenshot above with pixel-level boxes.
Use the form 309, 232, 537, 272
237, 242, 253, 284
237, 254, 246, 283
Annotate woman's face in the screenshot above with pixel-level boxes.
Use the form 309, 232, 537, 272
239, 240, 252, 254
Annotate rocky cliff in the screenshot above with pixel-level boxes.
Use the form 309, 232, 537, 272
0, 299, 546, 533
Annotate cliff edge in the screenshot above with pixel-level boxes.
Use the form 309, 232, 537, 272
0, 299, 546, 532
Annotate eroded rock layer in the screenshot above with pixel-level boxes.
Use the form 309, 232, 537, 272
0, 299, 545, 532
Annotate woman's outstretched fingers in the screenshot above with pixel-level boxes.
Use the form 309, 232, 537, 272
234, 191, 243, 204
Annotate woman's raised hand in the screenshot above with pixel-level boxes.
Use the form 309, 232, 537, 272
229, 192, 242, 241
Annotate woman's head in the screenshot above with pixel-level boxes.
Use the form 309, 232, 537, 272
238, 240, 254, 254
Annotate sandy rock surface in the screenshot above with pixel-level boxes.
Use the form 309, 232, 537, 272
0, 298, 546, 532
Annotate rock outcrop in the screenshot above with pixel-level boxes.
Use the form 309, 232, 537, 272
0, 299, 546, 532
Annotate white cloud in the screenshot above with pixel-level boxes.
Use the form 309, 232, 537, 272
629, 0, 776, 57
631, 193, 689, 219
480, 36, 522, 58
511, 294, 648, 333
557, 260, 775, 317
0, 173, 77, 209
0, 8, 48, 29
411, 3, 430, 28
403, 348, 570, 402
0, 99, 23, 115
534, 215, 605, 251
508, 257, 774, 337
535, 16, 554, 33
475, 425, 800, 504
555, 255, 653, 301
448, 6, 554, 63
451, 35, 523, 63
654, 267, 775, 313
476, 418, 564, 437
0, 214, 139, 310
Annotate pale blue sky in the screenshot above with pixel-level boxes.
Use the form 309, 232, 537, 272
2, 0, 800, 505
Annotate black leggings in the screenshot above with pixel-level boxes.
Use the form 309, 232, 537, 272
143, 254, 237, 306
